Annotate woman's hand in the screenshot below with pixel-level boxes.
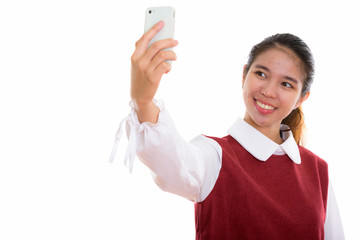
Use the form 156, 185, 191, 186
130, 20, 178, 123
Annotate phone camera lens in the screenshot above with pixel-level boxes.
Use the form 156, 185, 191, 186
148, 10, 152, 14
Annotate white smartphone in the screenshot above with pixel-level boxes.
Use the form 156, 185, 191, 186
144, 6, 175, 50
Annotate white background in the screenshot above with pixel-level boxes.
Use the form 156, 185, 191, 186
0, 0, 359, 239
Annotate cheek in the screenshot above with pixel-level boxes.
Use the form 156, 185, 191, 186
242, 82, 252, 101
280, 94, 299, 110
243, 80, 260, 100
243, 78, 254, 93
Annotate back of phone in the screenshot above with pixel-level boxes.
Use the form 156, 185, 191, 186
144, 6, 175, 48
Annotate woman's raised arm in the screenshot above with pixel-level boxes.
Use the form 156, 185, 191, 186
130, 20, 178, 124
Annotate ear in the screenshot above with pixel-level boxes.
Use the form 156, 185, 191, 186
242, 65, 248, 88
295, 91, 310, 108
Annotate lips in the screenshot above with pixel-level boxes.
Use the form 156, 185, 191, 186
254, 98, 277, 114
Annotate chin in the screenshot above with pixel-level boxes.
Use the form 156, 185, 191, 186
253, 118, 272, 128
248, 111, 280, 129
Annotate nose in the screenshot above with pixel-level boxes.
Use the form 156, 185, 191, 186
260, 81, 277, 99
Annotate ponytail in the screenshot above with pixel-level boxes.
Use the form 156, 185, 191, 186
281, 106, 306, 146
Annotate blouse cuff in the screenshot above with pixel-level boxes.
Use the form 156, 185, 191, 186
109, 99, 165, 173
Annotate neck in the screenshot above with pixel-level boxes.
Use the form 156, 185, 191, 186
243, 116, 284, 145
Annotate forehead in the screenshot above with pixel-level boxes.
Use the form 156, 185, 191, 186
252, 47, 305, 81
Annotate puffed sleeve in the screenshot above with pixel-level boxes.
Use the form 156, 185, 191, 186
110, 100, 222, 202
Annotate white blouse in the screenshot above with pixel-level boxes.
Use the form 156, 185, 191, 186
110, 100, 345, 240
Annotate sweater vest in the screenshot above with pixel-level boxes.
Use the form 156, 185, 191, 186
195, 135, 328, 240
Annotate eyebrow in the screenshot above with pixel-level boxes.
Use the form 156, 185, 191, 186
254, 64, 300, 84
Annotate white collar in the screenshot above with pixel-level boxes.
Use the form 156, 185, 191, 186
227, 118, 301, 164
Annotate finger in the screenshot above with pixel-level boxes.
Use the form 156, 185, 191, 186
133, 21, 164, 58
148, 50, 177, 72
143, 38, 178, 63
152, 61, 172, 81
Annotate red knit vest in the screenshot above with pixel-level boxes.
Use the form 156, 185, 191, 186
195, 135, 328, 240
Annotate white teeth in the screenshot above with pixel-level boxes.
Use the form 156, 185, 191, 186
256, 100, 275, 110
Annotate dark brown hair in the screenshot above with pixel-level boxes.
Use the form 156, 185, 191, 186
244, 33, 315, 146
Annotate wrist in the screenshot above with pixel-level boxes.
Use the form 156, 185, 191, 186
132, 98, 154, 111
132, 99, 160, 124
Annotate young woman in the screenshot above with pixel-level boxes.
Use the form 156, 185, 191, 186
112, 20, 345, 239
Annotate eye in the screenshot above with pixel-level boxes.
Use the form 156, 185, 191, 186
281, 82, 293, 88
255, 71, 267, 78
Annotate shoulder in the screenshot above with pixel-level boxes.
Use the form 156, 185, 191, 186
204, 134, 233, 143
203, 135, 236, 148
298, 145, 328, 171
298, 146, 329, 203
203, 135, 246, 159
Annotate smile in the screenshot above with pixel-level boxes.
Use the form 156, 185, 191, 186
256, 100, 275, 110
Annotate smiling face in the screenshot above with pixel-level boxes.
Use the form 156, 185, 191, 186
242, 47, 309, 140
